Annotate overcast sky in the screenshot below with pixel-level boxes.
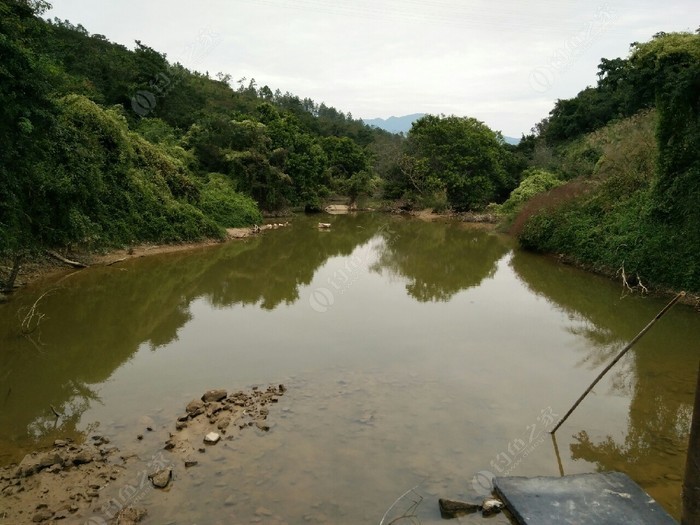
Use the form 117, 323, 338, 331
46, 0, 696, 137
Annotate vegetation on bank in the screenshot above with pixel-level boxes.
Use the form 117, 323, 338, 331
0, 0, 524, 291
1, 0, 698, 296
507, 31, 700, 293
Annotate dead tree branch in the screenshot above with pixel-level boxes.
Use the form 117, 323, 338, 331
18, 289, 55, 335
46, 250, 88, 269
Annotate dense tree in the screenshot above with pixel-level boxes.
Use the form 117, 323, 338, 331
403, 115, 512, 210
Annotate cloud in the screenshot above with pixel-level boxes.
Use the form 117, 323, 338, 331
47, 0, 697, 136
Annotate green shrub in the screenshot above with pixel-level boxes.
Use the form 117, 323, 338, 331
500, 168, 562, 216
198, 174, 263, 227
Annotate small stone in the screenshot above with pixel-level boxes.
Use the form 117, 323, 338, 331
32, 509, 54, 522
184, 459, 198, 468
202, 389, 227, 403
255, 506, 273, 517
148, 468, 172, 489
198, 447, 206, 453
204, 432, 221, 444
175, 421, 188, 431
177, 414, 189, 422
117, 506, 147, 524
53, 439, 68, 447
482, 498, 504, 516
224, 495, 236, 507
217, 416, 231, 430
255, 422, 270, 432
163, 440, 175, 451
137, 434, 143, 440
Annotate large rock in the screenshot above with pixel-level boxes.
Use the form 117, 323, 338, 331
185, 399, 205, 417
201, 389, 227, 402
69, 449, 94, 465
17, 452, 64, 477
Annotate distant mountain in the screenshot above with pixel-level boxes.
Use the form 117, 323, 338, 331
362, 113, 425, 134
363, 113, 520, 145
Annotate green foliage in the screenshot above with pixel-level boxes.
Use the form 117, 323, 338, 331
3, 1, 395, 260
199, 174, 263, 227
400, 115, 512, 211
499, 169, 562, 216
518, 53, 700, 293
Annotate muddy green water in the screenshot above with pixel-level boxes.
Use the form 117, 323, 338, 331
0, 214, 697, 523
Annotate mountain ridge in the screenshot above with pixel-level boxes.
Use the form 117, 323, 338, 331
363, 113, 520, 144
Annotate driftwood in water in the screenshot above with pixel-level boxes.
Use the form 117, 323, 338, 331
46, 250, 88, 269
106, 257, 127, 267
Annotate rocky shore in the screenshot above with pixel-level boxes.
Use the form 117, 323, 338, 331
0, 385, 285, 524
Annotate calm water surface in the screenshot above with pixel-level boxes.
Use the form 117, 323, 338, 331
0, 214, 697, 523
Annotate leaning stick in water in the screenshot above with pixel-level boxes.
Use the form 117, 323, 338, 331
551, 291, 685, 435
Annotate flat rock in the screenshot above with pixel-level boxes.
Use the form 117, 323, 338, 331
494, 472, 677, 525
204, 432, 221, 444
202, 389, 227, 402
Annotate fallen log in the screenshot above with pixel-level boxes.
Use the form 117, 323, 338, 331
46, 250, 88, 269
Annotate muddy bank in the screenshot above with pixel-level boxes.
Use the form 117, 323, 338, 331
0, 223, 291, 295
0, 385, 285, 525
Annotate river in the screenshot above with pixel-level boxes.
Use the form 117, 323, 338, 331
0, 213, 697, 523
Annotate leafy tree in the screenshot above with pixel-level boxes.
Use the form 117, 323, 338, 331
405, 115, 510, 210
0, 0, 58, 288
321, 136, 373, 203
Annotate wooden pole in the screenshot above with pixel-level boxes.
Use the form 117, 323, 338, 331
682, 360, 700, 525
551, 291, 685, 435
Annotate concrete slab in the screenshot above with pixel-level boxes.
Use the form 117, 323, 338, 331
494, 471, 677, 525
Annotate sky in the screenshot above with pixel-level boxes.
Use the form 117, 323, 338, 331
46, 0, 696, 137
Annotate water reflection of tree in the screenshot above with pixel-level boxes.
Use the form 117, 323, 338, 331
510, 249, 698, 517
197, 214, 382, 310
0, 214, 385, 463
372, 220, 509, 302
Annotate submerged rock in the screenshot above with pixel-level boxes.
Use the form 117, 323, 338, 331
148, 468, 172, 489
117, 506, 147, 524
